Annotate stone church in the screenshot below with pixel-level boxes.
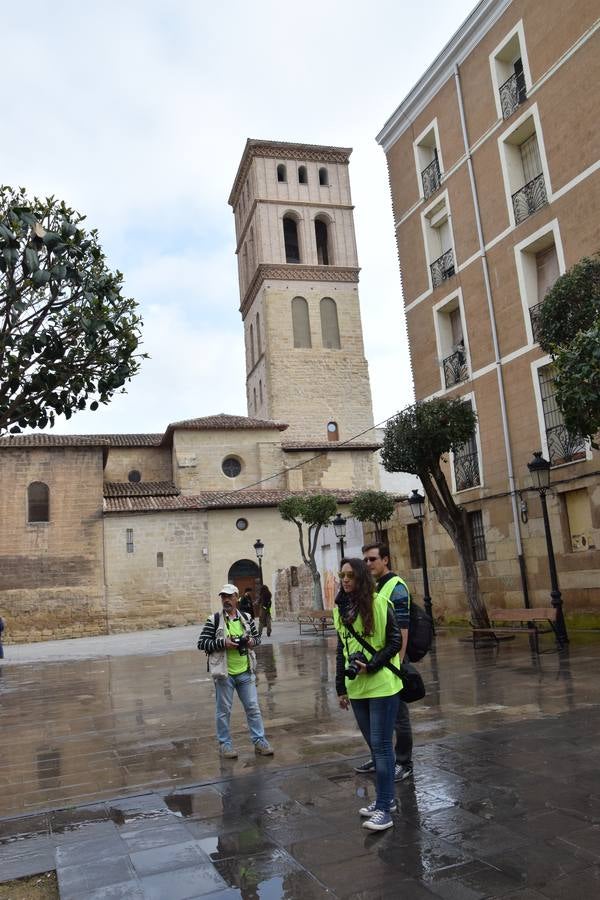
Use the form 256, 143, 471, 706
0, 139, 385, 643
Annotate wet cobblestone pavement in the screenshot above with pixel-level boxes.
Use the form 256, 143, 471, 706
1, 629, 600, 898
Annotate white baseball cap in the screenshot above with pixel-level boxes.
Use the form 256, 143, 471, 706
219, 584, 239, 596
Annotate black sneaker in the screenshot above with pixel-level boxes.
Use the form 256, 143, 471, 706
394, 764, 413, 782
354, 758, 375, 774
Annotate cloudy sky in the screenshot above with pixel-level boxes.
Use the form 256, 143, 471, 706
3, 0, 475, 436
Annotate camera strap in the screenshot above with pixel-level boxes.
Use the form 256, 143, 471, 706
342, 620, 404, 679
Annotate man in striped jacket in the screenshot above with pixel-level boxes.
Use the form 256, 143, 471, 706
197, 584, 274, 759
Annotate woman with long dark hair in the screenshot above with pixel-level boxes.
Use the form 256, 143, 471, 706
333, 557, 402, 831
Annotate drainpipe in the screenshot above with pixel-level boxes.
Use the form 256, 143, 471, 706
453, 63, 530, 607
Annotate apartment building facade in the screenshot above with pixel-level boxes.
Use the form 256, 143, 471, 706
377, 0, 600, 622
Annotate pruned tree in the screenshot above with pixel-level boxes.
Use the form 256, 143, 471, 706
0, 186, 145, 434
278, 494, 338, 610
350, 490, 396, 541
381, 399, 490, 628
538, 254, 600, 447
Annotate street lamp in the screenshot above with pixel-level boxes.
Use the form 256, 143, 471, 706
527, 451, 568, 645
408, 489, 434, 632
332, 512, 347, 561
253, 538, 264, 589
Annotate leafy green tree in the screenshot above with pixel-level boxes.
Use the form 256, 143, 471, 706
538, 254, 600, 446
350, 490, 396, 541
278, 494, 338, 610
381, 399, 490, 628
0, 186, 145, 434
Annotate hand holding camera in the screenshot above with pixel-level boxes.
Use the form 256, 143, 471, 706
345, 651, 368, 680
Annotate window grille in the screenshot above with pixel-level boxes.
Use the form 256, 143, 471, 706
407, 524, 422, 569
468, 511, 487, 561
126, 529, 134, 553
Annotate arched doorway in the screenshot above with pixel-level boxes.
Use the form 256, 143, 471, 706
228, 559, 261, 614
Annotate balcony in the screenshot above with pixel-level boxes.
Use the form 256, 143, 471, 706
529, 301, 544, 342
421, 157, 441, 200
430, 249, 455, 288
443, 347, 468, 388
453, 449, 480, 492
512, 173, 548, 224
499, 71, 527, 119
546, 424, 586, 467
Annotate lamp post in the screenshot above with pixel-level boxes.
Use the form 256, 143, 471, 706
332, 512, 347, 562
408, 489, 434, 633
253, 538, 264, 590
527, 451, 568, 645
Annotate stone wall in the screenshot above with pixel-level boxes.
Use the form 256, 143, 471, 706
274, 564, 314, 618
103, 447, 172, 483
0, 447, 106, 642
103, 510, 210, 631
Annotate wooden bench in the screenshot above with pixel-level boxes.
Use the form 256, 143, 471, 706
472, 607, 562, 654
297, 610, 335, 636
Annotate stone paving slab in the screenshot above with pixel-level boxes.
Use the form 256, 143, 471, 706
2, 631, 600, 896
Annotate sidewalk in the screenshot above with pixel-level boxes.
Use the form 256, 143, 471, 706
2, 630, 600, 898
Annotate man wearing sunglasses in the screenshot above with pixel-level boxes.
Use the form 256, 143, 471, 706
355, 542, 413, 781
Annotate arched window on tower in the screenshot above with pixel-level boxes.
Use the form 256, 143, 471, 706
247, 226, 255, 277
28, 481, 49, 523
283, 215, 301, 264
256, 312, 262, 356
291, 297, 311, 348
298, 165, 307, 184
259, 379, 263, 405
253, 386, 257, 411
320, 297, 341, 349
315, 217, 331, 266
249, 322, 255, 368
277, 163, 287, 183
319, 167, 329, 186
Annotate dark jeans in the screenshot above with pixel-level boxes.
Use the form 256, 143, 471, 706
351, 692, 400, 812
395, 698, 413, 766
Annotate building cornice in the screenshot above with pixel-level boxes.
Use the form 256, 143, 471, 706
376, 0, 512, 152
239, 264, 360, 318
229, 139, 352, 208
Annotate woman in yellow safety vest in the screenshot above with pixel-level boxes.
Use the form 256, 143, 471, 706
333, 557, 402, 832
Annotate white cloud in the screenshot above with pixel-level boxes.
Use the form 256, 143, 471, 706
3, 0, 476, 435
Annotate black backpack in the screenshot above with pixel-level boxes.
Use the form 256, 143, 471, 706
406, 601, 434, 662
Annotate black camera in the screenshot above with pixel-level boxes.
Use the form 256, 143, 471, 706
234, 635, 249, 655
345, 651, 367, 680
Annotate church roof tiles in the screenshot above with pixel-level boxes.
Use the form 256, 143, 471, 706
103, 487, 357, 514
165, 414, 288, 433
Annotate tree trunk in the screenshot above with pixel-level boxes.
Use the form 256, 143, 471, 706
422, 467, 490, 629
452, 518, 490, 629
310, 562, 324, 610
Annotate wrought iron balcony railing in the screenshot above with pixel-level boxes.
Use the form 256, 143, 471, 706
430, 249, 455, 288
443, 347, 468, 388
546, 424, 586, 467
512, 173, 548, 224
499, 71, 527, 119
421, 157, 441, 200
529, 301, 544, 342
454, 449, 480, 492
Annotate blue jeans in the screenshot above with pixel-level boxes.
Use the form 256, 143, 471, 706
351, 692, 400, 812
214, 671, 266, 748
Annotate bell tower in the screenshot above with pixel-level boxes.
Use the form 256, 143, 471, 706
229, 139, 375, 444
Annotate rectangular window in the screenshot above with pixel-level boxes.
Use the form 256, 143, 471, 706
126, 528, 134, 553
565, 490, 594, 552
156, 551, 164, 567
407, 523, 422, 569
453, 400, 481, 492
538, 365, 586, 466
468, 511, 487, 561
423, 195, 455, 289
414, 120, 443, 201
498, 106, 549, 226
434, 291, 470, 390
490, 22, 530, 120
535, 246, 559, 303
